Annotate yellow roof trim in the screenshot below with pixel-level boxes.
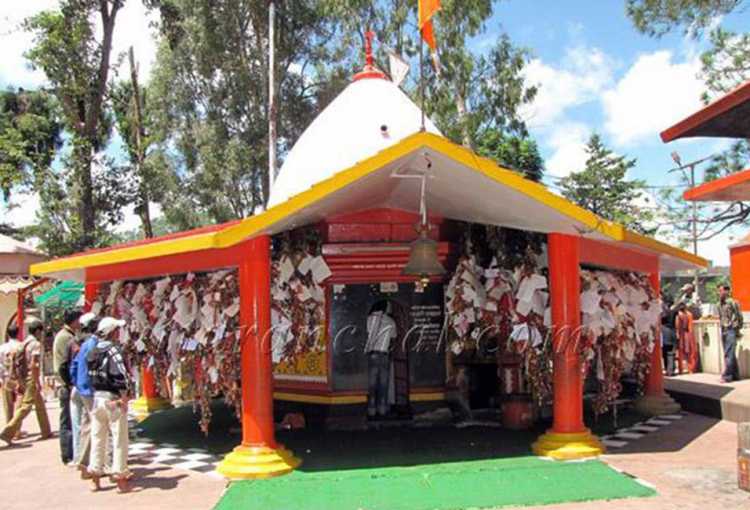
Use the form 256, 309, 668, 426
213, 133, 428, 248
30, 231, 219, 276
31, 131, 706, 276
618, 228, 708, 267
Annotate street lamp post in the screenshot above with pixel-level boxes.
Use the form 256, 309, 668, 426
669, 152, 712, 295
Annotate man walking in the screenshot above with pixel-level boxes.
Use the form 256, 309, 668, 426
88, 317, 132, 493
53, 310, 81, 464
0, 318, 52, 446
0, 324, 22, 428
718, 284, 743, 383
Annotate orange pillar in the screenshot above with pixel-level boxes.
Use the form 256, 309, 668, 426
216, 236, 299, 479
16, 290, 25, 341
634, 270, 681, 415
83, 282, 98, 312
119, 278, 170, 420
532, 233, 604, 459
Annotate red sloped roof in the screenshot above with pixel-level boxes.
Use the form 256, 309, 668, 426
683, 168, 750, 202
661, 80, 750, 142
50, 220, 241, 263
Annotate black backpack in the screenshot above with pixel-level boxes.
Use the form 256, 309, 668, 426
87, 344, 110, 391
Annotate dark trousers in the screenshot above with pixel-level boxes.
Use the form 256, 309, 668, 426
722, 328, 739, 381
662, 344, 676, 376
367, 352, 390, 416
59, 386, 73, 464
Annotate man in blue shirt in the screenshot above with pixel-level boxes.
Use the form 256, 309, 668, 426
69, 312, 99, 477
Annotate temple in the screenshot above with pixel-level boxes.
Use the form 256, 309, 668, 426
28, 38, 706, 479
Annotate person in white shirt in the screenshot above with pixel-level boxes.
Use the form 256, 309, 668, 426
365, 301, 397, 418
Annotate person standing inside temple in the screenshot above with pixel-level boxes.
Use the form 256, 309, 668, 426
718, 284, 743, 383
661, 295, 677, 376
53, 309, 81, 465
365, 301, 397, 419
0, 318, 52, 446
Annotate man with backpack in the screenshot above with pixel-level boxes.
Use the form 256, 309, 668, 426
0, 318, 52, 446
87, 317, 132, 493
53, 309, 81, 464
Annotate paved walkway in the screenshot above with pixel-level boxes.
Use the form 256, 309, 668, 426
507, 413, 749, 510
1, 398, 748, 510
0, 400, 225, 510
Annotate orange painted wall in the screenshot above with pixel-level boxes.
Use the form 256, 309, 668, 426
730, 245, 750, 310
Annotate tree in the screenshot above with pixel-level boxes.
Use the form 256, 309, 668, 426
24, 0, 127, 252
559, 134, 653, 233
626, 0, 749, 99
625, 0, 744, 38
324, 1, 537, 148
627, 0, 750, 241
143, 0, 338, 225
0, 88, 63, 200
110, 47, 178, 239
475, 129, 544, 182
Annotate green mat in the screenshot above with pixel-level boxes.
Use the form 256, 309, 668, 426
214, 457, 655, 510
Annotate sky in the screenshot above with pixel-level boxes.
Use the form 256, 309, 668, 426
0, 1, 748, 266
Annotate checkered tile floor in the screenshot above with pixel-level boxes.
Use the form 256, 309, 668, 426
600, 412, 686, 449
128, 439, 223, 477
126, 413, 223, 478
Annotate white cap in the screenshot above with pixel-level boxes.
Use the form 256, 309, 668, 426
80, 312, 97, 328
24, 316, 42, 328
96, 317, 126, 336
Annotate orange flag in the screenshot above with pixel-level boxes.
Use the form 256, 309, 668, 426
418, 0, 441, 51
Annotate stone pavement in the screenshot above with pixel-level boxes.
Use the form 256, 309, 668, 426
507, 412, 749, 510
1, 398, 749, 510
0, 399, 226, 510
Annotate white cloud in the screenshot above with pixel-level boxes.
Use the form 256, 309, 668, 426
697, 232, 733, 267
110, 1, 158, 81
522, 46, 615, 128
114, 202, 163, 234
602, 51, 705, 146
0, 1, 57, 87
545, 122, 590, 178
1, 192, 40, 228
0, 1, 157, 88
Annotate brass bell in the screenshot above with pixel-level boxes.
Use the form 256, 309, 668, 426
403, 225, 446, 280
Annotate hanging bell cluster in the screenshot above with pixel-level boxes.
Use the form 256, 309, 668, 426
403, 224, 446, 286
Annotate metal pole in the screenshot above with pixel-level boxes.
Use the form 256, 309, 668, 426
419, 33, 425, 132
690, 163, 700, 292
268, 1, 277, 191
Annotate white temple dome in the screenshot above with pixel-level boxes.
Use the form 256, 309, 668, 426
268, 71, 441, 207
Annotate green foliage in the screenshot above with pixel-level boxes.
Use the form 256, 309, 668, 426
559, 134, 653, 234
4, 0, 542, 254
701, 28, 750, 97
22, 0, 125, 253
476, 129, 544, 182
0, 88, 63, 200
625, 0, 743, 37
627, 1, 750, 243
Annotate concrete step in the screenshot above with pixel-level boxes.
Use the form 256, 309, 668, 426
664, 373, 750, 423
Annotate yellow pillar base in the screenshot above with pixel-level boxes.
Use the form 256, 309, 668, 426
532, 429, 606, 460
216, 445, 301, 480
634, 393, 681, 417
130, 396, 172, 422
